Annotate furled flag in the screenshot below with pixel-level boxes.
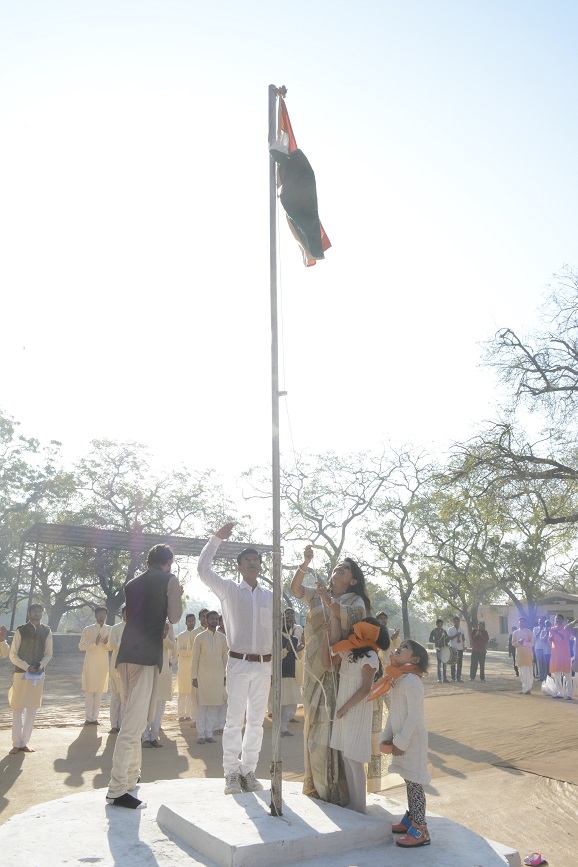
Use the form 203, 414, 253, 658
269, 98, 331, 267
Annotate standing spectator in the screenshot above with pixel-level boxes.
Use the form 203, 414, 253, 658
447, 616, 466, 682
0, 625, 10, 659
198, 523, 272, 796
508, 626, 519, 676
548, 614, 577, 700
280, 610, 301, 736
533, 616, 548, 682
198, 609, 209, 630
429, 619, 449, 683
106, 543, 182, 809
191, 610, 228, 744
108, 607, 127, 733
143, 621, 175, 746
376, 611, 401, 651
469, 621, 489, 681
512, 616, 534, 695
8, 604, 52, 754
176, 613, 198, 721
79, 606, 111, 725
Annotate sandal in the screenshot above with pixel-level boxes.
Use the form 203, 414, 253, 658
395, 822, 430, 848
524, 854, 547, 866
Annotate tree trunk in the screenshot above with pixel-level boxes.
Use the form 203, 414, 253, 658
401, 594, 411, 638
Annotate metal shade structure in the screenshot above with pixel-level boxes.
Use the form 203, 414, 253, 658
10, 522, 273, 629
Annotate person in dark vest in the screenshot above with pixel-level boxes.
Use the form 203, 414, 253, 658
106, 544, 183, 809
8, 603, 52, 754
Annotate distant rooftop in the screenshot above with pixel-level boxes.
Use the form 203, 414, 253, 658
22, 523, 272, 560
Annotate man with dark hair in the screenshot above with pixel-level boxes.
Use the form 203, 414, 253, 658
176, 613, 197, 720
429, 618, 449, 683
79, 606, 111, 725
106, 544, 182, 809
108, 606, 127, 733
447, 616, 466, 682
8, 604, 52, 754
198, 523, 272, 795
470, 621, 490, 681
191, 610, 228, 744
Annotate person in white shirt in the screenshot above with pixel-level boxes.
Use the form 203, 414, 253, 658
8, 604, 52, 754
79, 606, 112, 725
176, 613, 198, 721
192, 610, 228, 743
446, 616, 466, 682
108, 607, 127, 733
198, 522, 272, 796
143, 621, 175, 747
0, 625, 10, 659
512, 616, 535, 695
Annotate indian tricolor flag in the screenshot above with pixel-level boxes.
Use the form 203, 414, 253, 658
269, 98, 331, 267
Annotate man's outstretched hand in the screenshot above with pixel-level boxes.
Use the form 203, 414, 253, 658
216, 522, 235, 540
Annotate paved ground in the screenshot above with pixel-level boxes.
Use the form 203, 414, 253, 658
1, 650, 576, 866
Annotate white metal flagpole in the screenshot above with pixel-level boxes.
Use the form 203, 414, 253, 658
268, 82, 285, 817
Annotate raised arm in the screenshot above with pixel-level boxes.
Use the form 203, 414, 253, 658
290, 545, 314, 598
197, 523, 235, 600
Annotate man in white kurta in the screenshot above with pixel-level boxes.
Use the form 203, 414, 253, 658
191, 611, 228, 743
108, 607, 126, 733
79, 606, 112, 724
513, 616, 535, 695
143, 622, 175, 746
0, 625, 9, 659
198, 523, 273, 796
8, 604, 53, 754
176, 613, 198, 720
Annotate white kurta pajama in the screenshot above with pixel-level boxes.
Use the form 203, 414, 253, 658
191, 628, 228, 739
9, 627, 53, 749
144, 636, 175, 741
108, 621, 126, 729
79, 623, 112, 722
176, 628, 200, 719
512, 628, 535, 694
0, 639, 9, 659
198, 536, 273, 776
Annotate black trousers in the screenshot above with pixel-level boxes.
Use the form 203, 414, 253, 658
470, 651, 486, 680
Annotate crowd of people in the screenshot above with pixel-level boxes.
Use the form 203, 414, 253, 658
6, 525, 577, 851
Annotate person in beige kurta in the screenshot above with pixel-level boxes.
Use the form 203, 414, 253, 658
512, 616, 535, 695
0, 625, 9, 659
191, 611, 228, 743
176, 613, 199, 720
143, 623, 176, 746
108, 608, 126, 733
9, 604, 53, 753
79, 607, 112, 724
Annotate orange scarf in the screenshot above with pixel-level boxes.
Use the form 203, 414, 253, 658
332, 621, 380, 654
366, 653, 424, 702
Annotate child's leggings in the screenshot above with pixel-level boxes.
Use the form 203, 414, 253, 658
404, 779, 426, 825
343, 757, 367, 813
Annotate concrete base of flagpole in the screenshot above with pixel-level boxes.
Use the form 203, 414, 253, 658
0, 778, 520, 866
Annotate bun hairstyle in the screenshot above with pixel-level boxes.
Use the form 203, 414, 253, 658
348, 616, 390, 663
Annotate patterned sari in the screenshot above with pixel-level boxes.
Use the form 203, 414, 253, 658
300, 587, 365, 806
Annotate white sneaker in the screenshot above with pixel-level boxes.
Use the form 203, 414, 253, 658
240, 771, 264, 792
224, 772, 243, 795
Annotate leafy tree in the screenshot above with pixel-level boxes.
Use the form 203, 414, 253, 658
364, 450, 433, 638
453, 269, 578, 525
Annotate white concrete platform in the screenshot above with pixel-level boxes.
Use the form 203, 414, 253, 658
0, 778, 521, 867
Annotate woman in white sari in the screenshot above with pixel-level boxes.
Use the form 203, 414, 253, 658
291, 546, 371, 806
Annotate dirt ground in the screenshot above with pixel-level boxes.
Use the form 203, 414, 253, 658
1, 651, 577, 866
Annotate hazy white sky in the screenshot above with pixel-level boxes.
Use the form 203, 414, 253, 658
2, 1, 577, 482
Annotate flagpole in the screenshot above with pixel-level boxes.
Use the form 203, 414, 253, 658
268, 82, 285, 817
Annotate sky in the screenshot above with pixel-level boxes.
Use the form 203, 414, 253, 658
2, 0, 578, 490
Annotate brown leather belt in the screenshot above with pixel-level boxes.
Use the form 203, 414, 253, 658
229, 651, 272, 662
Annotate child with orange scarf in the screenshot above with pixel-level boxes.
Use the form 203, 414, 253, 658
375, 639, 430, 848
322, 617, 390, 814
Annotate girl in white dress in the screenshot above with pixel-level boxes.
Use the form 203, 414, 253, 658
378, 639, 430, 849
322, 617, 391, 813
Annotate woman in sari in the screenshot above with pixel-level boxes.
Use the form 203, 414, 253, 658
291, 545, 372, 806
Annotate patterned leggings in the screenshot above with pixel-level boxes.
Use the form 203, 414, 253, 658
405, 780, 426, 826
